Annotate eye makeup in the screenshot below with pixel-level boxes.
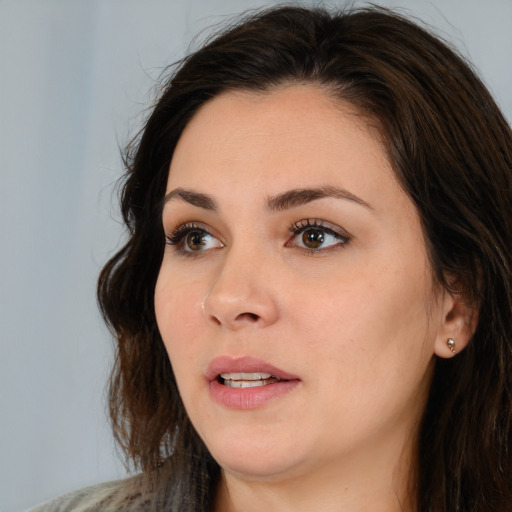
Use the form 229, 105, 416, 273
164, 217, 351, 257
287, 219, 351, 253
165, 222, 224, 255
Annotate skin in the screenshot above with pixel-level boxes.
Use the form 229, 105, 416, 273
154, 85, 473, 512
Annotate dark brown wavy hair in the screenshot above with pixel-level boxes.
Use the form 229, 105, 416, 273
97, 5, 512, 511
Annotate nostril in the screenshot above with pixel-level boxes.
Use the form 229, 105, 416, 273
209, 315, 222, 326
235, 312, 260, 322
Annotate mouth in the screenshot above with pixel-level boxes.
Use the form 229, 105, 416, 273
206, 356, 299, 383
206, 356, 300, 409
218, 372, 286, 388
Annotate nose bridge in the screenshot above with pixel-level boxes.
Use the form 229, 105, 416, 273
203, 238, 279, 329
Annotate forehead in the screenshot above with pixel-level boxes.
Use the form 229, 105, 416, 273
166, 85, 400, 212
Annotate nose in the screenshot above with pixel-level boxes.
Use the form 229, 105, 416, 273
202, 250, 279, 330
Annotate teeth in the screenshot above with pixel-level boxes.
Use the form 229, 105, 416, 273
223, 379, 279, 388
220, 372, 272, 381
219, 372, 284, 388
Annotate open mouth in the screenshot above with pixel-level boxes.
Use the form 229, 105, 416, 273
207, 359, 300, 409
218, 372, 287, 388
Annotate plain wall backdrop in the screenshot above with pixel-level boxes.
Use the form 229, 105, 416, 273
1, 1, 510, 510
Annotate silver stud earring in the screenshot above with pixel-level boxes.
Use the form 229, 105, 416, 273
447, 338, 456, 354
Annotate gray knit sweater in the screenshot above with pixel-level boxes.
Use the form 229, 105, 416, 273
28, 479, 153, 512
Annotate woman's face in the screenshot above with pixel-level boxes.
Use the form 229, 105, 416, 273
155, 85, 452, 483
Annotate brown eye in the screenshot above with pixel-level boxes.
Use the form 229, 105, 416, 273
166, 224, 224, 254
186, 231, 208, 251
302, 229, 325, 249
287, 220, 350, 252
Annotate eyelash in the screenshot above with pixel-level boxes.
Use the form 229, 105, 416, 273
166, 223, 203, 247
287, 219, 350, 253
164, 219, 350, 255
165, 223, 220, 256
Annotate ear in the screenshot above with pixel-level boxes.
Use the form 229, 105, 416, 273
433, 289, 479, 358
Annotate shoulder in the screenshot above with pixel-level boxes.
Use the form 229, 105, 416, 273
27, 477, 152, 512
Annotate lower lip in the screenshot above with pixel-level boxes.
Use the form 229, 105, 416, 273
209, 378, 300, 410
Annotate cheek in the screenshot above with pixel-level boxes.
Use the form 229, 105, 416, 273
290, 255, 436, 377
307, 275, 434, 422
154, 268, 206, 361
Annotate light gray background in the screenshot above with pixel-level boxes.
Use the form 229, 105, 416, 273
1, 1, 510, 511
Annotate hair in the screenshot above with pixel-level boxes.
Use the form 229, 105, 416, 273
97, 4, 512, 511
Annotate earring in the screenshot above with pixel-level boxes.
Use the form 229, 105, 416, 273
447, 338, 456, 354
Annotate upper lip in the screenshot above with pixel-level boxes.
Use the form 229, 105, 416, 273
205, 356, 300, 382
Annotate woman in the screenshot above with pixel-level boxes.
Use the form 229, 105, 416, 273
33, 5, 512, 512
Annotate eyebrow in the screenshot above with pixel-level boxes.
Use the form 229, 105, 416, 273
163, 188, 218, 211
266, 185, 373, 212
162, 185, 373, 213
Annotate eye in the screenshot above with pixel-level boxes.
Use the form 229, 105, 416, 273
166, 224, 223, 254
287, 220, 349, 251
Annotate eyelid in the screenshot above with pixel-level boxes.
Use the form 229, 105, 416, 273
164, 218, 350, 255
165, 221, 224, 253
286, 219, 351, 250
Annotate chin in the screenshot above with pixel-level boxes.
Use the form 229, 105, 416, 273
217, 454, 304, 482
204, 428, 307, 481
